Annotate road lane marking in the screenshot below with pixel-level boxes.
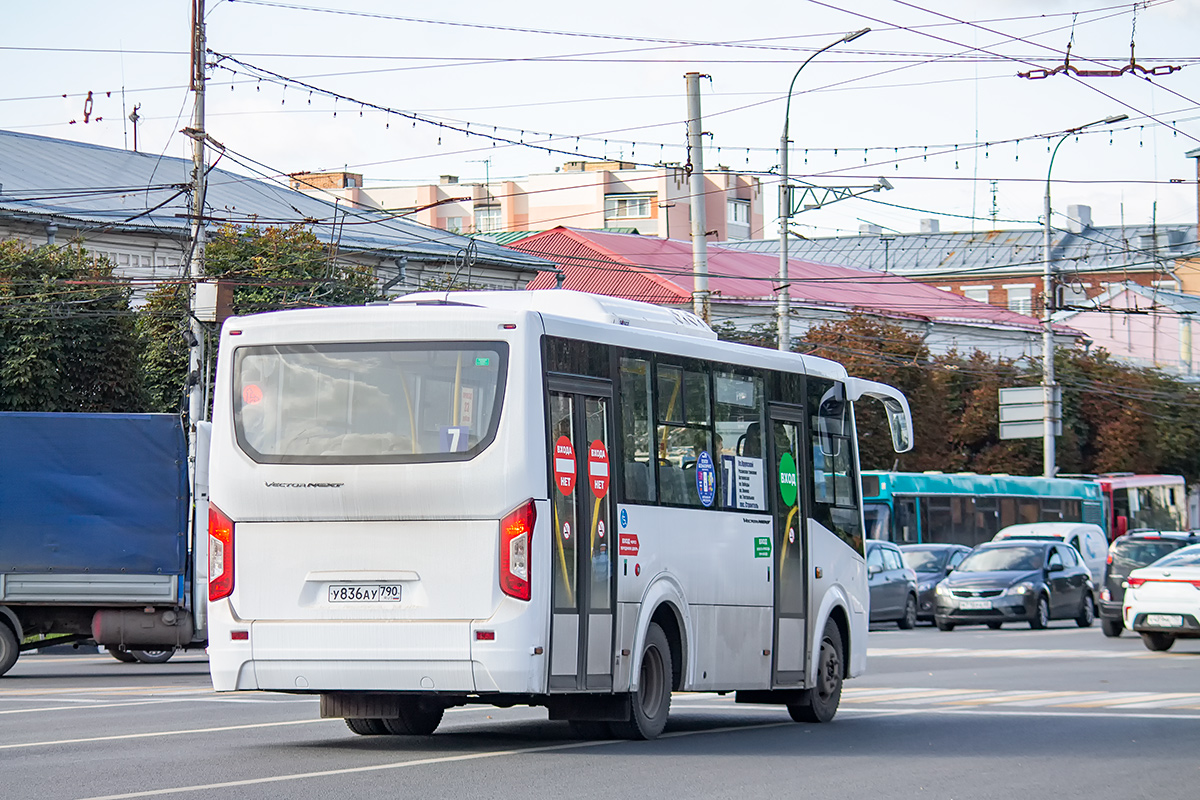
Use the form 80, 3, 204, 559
72, 720, 793, 800
0, 717, 333, 751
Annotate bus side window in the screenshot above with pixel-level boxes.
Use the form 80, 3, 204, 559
806, 377, 862, 553
619, 357, 656, 503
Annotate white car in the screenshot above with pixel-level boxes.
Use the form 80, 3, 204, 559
1123, 542, 1200, 652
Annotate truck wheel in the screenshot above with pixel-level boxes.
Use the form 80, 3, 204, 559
109, 648, 138, 663
131, 650, 174, 664
0, 623, 18, 677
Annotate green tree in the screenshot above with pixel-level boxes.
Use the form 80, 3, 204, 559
204, 224, 380, 314
0, 239, 144, 412
138, 224, 382, 413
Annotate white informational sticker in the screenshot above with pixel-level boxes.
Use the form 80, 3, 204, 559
733, 456, 766, 511
460, 386, 475, 426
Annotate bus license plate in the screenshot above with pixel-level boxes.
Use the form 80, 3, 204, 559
1146, 614, 1182, 628
959, 599, 991, 610
328, 584, 402, 603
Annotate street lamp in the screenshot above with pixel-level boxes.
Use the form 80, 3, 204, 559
1040, 113, 1127, 477
777, 27, 869, 351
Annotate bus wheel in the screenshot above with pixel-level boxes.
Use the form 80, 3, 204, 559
345, 718, 388, 736
787, 619, 843, 724
0, 623, 18, 677
611, 622, 672, 740
108, 648, 138, 663
132, 649, 174, 664
382, 699, 444, 735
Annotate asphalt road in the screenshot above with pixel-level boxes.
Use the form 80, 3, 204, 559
2, 621, 1198, 800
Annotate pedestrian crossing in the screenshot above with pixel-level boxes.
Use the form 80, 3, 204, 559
843, 686, 1200, 710
868, 646, 1156, 660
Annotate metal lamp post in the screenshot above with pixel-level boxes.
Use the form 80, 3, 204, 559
777, 28, 869, 351
1040, 113, 1128, 477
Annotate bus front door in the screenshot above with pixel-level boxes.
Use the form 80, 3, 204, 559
768, 406, 807, 687
548, 381, 615, 692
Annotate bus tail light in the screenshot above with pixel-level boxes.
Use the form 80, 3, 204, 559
209, 504, 235, 601
500, 499, 536, 601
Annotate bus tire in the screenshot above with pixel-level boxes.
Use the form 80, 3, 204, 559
132, 649, 175, 664
611, 622, 672, 740
381, 698, 444, 735
0, 623, 18, 677
109, 648, 138, 663
345, 718, 388, 736
787, 618, 843, 724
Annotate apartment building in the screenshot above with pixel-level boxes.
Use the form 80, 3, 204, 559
290, 160, 765, 240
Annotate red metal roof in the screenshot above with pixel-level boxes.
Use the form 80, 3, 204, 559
513, 227, 1056, 332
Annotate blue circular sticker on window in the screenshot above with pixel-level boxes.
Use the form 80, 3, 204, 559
620, 508, 628, 528
696, 450, 716, 507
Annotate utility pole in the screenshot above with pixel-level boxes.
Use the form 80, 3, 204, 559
685, 72, 710, 324
187, 0, 207, 430
1041, 113, 1127, 478
777, 28, 870, 351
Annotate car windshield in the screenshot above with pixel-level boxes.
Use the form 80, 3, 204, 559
957, 546, 1043, 572
901, 548, 946, 572
1148, 548, 1200, 569
1111, 540, 1192, 571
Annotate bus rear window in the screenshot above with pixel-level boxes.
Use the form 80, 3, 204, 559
233, 341, 507, 463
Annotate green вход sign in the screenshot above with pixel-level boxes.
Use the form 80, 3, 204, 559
778, 452, 798, 507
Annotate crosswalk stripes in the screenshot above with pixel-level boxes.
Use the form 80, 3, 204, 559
842, 686, 1200, 711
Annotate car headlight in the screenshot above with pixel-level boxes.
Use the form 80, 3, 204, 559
935, 583, 952, 597
919, 581, 938, 593
1006, 582, 1034, 596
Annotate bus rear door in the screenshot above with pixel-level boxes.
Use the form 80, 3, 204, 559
548, 377, 616, 692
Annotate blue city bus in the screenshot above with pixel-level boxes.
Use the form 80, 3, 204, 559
861, 472, 1106, 547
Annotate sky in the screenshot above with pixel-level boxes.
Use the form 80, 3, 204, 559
5, 0, 1200, 239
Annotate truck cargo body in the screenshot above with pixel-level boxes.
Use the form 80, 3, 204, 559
0, 412, 200, 675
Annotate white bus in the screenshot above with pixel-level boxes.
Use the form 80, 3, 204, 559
207, 290, 912, 739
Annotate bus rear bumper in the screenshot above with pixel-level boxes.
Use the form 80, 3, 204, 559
209, 618, 542, 694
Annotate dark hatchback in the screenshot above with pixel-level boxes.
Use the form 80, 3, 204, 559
899, 544, 971, 622
1099, 530, 1199, 637
934, 540, 1095, 631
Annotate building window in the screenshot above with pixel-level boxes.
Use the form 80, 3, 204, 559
1004, 285, 1034, 315
475, 206, 501, 233
444, 216, 464, 234
963, 286, 991, 304
727, 199, 750, 225
604, 194, 653, 220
